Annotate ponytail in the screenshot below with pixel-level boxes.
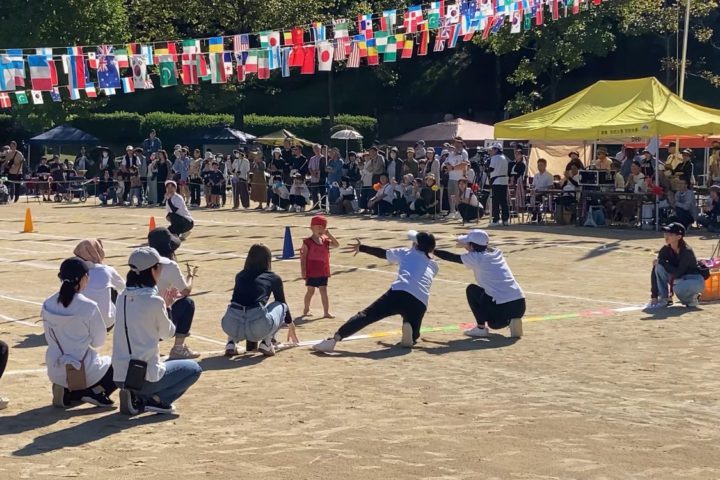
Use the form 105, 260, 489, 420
58, 279, 78, 308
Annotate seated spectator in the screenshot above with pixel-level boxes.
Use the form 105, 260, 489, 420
395, 174, 415, 218
0, 180, 8, 204
672, 149, 695, 187
565, 151, 585, 172
97, 170, 117, 206
270, 175, 290, 211
697, 185, 720, 233
455, 177, 482, 223
529, 158, 554, 222
289, 173, 310, 212
410, 174, 440, 218
555, 165, 581, 224
625, 161, 647, 193
591, 147, 613, 171
708, 146, 720, 187
669, 179, 697, 229
368, 174, 395, 216
337, 177, 356, 214
639, 149, 656, 179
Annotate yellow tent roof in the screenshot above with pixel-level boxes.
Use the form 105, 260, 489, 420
494, 77, 720, 141
255, 129, 315, 147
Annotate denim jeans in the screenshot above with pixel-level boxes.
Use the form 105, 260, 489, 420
221, 301, 287, 344
136, 359, 202, 405
654, 264, 705, 304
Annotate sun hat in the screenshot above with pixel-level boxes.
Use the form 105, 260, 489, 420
128, 246, 171, 274
458, 229, 490, 247
148, 227, 182, 257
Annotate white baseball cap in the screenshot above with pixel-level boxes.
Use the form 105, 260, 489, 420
492, 142, 503, 151
457, 229, 489, 247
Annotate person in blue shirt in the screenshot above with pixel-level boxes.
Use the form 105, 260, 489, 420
326, 148, 344, 186
142, 129, 162, 156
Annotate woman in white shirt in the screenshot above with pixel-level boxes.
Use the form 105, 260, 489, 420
367, 174, 395, 216
113, 247, 202, 415
73, 239, 125, 330
42, 257, 117, 408
164, 180, 194, 241
313, 231, 439, 353
454, 177, 482, 223
231, 150, 250, 209
434, 229, 526, 338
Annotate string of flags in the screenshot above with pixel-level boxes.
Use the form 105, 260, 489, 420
0, 0, 608, 109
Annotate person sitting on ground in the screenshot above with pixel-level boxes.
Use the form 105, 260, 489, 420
113, 247, 202, 415
222, 244, 298, 357
148, 227, 200, 360
42, 257, 117, 408
97, 170, 117, 206
434, 229, 526, 338
73, 239, 125, 331
410, 174, 440, 218
368, 174, 395, 216
337, 177, 356, 214
288, 173, 311, 212
312, 231, 439, 353
645, 222, 706, 309
669, 179, 697, 229
270, 175, 290, 211
395, 173, 415, 218
455, 177, 482, 223
697, 185, 720, 233
164, 180, 194, 241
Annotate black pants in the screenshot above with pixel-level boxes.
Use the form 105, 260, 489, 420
0, 340, 8, 379
157, 181, 166, 204
670, 208, 694, 229
272, 194, 290, 209
289, 195, 307, 207
491, 184, 509, 223
122, 181, 131, 202
65, 366, 118, 401
166, 213, 194, 235
697, 214, 720, 232
220, 183, 227, 206
8, 174, 22, 202
233, 179, 249, 208
375, 200, 393, 216
458, 203, 482, 222
169, 297, 194, 336
337, 290, 426, 343
466, 284, 526, 329
189, 180, 202, 206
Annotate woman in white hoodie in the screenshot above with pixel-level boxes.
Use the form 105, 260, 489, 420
42, 257, 117, 408
113, 247, 202, 415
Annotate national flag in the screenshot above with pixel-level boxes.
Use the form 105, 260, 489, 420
84, 82, 97, 98
158, 54, 177, 87
68, 87, 80, 100
36, 48, 58, 85
182, 39, 200, 54
535, 1, 544, 25
197, 54, 210, 81
460, 1, 478, 36
0, 92, 11, 108
283, 31, 293, 46
103, 88, 117, 96
552, 0, 559, 20
234, 34, 250, 54
115, 48, 129, 69
511, 9, 522, 33
7, 50, 25, 88
68, 55, 86, 91
317, 41, 334, 71
208, 37, 224, 53
280, 47, 291, 77
524, 12, 532, 31
333, 19, 351, 59
245, 50, 258, 74
384, 35, 397, 63
87, 52, 98, 69
260, 31, 281, 48
375, 31, 389, 54
223, 52, 234, 77
400, 35, 414, 59
131, 55, 148, 89
463, 12, 482, 41
381, 10, 397, 34
353, 34, 368, 58
15, 90, 28, 105
292, 27, 305, 46
404, 5, 423, 33
447, 24, 460, 48
31, 90, 44, 104
593, 0, 602, 5
289, 45, 305, 67
28, 55, 53, 91
482, 16, 494, 39
366, 39, 379, 65
418, 22, 429, 56
50, 87, 61, 102
446, 4, 460, 23
122, 77, 135, 93
97, 45, 121, 89
142, 44, 154, 65
358, 14, 374, 39
268, 46, 281, 70
209, 53, 227, 83
301, 46, 315, 74
479, 0, 493, 16
312, 22, 326, 42
127, 43, 140, 55
347, 41, 360, 68
167, 43, 178, 62
427, 1, 443, 30
181, 54, 199, 84
572, 0, 580, 14
236, 61, 246, 82
491, 15, 505, 34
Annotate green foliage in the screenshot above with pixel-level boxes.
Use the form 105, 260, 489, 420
72, 112, 145, 143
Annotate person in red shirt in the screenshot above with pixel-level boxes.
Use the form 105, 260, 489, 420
300, 215, 339, 318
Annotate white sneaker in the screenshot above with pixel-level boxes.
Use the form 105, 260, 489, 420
224, 341, 238, 357
168, 345, 200, 360
685, 296, 700, 308
179, 231, 191, 241
509, 318, 523, 338
464, 325, 489, 338
0, 395, 8, 410
258, 339, 276, 356
644, 298, 669, 310
400, 322, 415, 347
312, 337, 337, 353
488, 221, 501, 227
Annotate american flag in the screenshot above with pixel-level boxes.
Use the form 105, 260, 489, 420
234, 34, 250, 54
347, 41, 360, 68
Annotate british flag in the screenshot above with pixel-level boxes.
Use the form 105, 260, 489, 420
97, 45, 120, 88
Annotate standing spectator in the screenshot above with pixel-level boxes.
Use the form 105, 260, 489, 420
268, 148, 286, 181
386, 147, 403, 183
359, 155, 374, 212
142, 129, 162, 156
155, 150, 171, 206
326, 148, 344, 186
128, 166, 143, 207
36, 157, 52, 202
280, 138, 294, 183
205, 161, 224, 209
343, 151, 361, 184
172, 147, 191, 203
120, 146, 138, 204
707, 145, 720, 187
308, 144, 327, 208
488, 143, 510, 226
250, 152, 268, 210
74, 147, 90, 174
445, 138, 470, 218
424, 148, 440, 180
404, 148, 419, 178
665, 141, 681, 171
414, 140, 426, 160
4, 141, 25, 202
188, 149, 203, 208
366, 146, 386, 184
291, 146, 308, 177
510, 147, 527, 186
231, 150, 250, 209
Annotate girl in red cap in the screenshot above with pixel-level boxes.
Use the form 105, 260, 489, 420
301, 215, 339, 318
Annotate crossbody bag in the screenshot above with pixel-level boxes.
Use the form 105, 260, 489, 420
123, 296, 148, 391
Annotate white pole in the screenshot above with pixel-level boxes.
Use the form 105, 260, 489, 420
679, 0, 691, 98
655, 135, 661, 231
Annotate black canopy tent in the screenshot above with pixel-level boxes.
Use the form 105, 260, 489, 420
28, 124, 100, 169
196, 126, 256, 155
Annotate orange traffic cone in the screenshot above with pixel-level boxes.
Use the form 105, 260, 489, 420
148, 216, 156, 232
22, 208, 34, 233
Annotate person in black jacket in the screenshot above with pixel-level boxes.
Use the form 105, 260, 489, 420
645, 222, 706, 309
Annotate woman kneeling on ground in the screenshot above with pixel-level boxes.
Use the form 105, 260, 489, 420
222, 244, 298, 357
113, 247, 202, 415
434, 229, 526, 338
42, 257, 117, 408
645, 222, 706, 309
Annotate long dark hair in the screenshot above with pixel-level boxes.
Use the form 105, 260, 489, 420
58, 280, 80, 308
244, 244, 272, 272
126, 267, 158, 288
415, 232, 436, 259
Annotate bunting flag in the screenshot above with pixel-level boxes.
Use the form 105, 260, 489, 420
418, 22, 429, 56
236, 61, 246, 82
260, 31, 281, 49
68, 55, 86, 91
268, 46, 280, 70
142, 44, 154, 65
384, 35, 397, 63
158, 55, 177, 87
552, 0, 560, 20
358, 14, 374, 39
312, 22, 326, 42
122, 77, 135, 93
289, 44, 305, 67
131, 55, 148, 89
0, 55, 19, 91
87, 52, 98, 69
479, 0, 493, 16
0, 92, 11, 108
404, 5, 423, 33
447, 24, 460, 48
85, 82, 97, 98
115, 48, 129, 69
572, 0, 580, 14
208, 37, 224, 53
15, 90, 28, 105
68, 87, 80, 100
244, 50, 258, 73
347, 41, 360, 69
197, 54, 210, 81
400, 35, 414, 59
28, 55, 53, 91
234, 34, 250, 54
31, 90, 43, 104
446, 3, 460, 24
366, 38, 379, 65
333, 19, 350, 60
50, 87, 61, 102
353, 34, 368, 58
381, 10, 397, 34
535, 1, 544, 25
317, 41, 334, 71
223, 52, 234, 77
301, 45, 316, 74
181, 53, 198, 84
280, 47, 291, 77
283, 31, 294, 46
428, 1, 444, 29
258, 49, 270, 79
7, 50, 25, 88
375, 31, 389, 54
36, 48, 58, 85
524, 12, 533, 31
291, 27, 305, 46
511, 8, 523, 34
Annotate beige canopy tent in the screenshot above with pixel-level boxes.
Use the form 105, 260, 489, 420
391, 118, 495, 147
256, 129, 315, 147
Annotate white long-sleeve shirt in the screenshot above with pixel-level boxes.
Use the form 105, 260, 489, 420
231, 157, 250, 181
83, 264, 126, 329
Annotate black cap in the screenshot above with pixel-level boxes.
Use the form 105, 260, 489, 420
662, 222, 686, 236
148, 227, 181, 257
58, 257, 93, 283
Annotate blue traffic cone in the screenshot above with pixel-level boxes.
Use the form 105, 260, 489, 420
281, 226, 295, 259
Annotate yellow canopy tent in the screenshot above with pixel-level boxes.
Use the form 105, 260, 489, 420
256, 129, 315, 147
494, 77, 720, 141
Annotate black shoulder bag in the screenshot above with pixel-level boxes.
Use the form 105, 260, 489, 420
123, 296, 148, 391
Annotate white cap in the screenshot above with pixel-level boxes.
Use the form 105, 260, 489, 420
273, 147, 282, 154
128, 247, 170, 274
126, 145, 134, 150
492, 142, 503, 151
458, 229, 489, 247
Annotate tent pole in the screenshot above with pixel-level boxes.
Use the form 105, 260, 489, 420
704, 147, 710, 186
655, 135, 661, 231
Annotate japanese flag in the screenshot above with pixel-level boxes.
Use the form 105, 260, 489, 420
317, 41, 334, 72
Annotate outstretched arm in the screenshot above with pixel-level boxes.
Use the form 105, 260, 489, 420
434, 249, 463, 264
342, 238, 387, 259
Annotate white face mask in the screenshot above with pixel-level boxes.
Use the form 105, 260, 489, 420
102, 152, 108, 159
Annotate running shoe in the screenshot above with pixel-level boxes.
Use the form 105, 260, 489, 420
400, 322, 415, 347
144, 398, 176, 414
225, 341, 238, 357
258, 339, 276, 357
509, 318, 524, 338
168, 345, 200, 360
312, 338, 337, 353
464, 326, 490, 338
80, 391, 116, 408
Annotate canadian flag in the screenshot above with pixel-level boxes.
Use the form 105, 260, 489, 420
317, 41, 334, 72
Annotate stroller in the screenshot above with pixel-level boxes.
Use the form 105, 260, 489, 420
55, 175, 88, 203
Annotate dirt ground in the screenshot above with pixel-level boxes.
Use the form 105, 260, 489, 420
0, 200, 719, 480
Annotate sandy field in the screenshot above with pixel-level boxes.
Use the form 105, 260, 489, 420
0, 200, 719, 480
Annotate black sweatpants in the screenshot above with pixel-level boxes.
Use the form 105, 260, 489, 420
466, 284, 526, 329
166, 213, 194, 235
491, 184, 509, 223
64, 366, 118, 401
169, 297, 195, 336
189, 180, 202, 206
337, 289, 427, 343
0, 340, 8, 379
458, 203, 482, 222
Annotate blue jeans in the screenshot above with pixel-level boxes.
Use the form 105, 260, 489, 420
221, 301, 286, 344
654, 265, 705, 304
137, 359, 202, 405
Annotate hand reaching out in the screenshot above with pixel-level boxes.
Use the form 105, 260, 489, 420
341, 238, 361, 256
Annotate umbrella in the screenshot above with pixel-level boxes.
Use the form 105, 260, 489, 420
256, 129, 315, 147
331, 129, 363, 157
